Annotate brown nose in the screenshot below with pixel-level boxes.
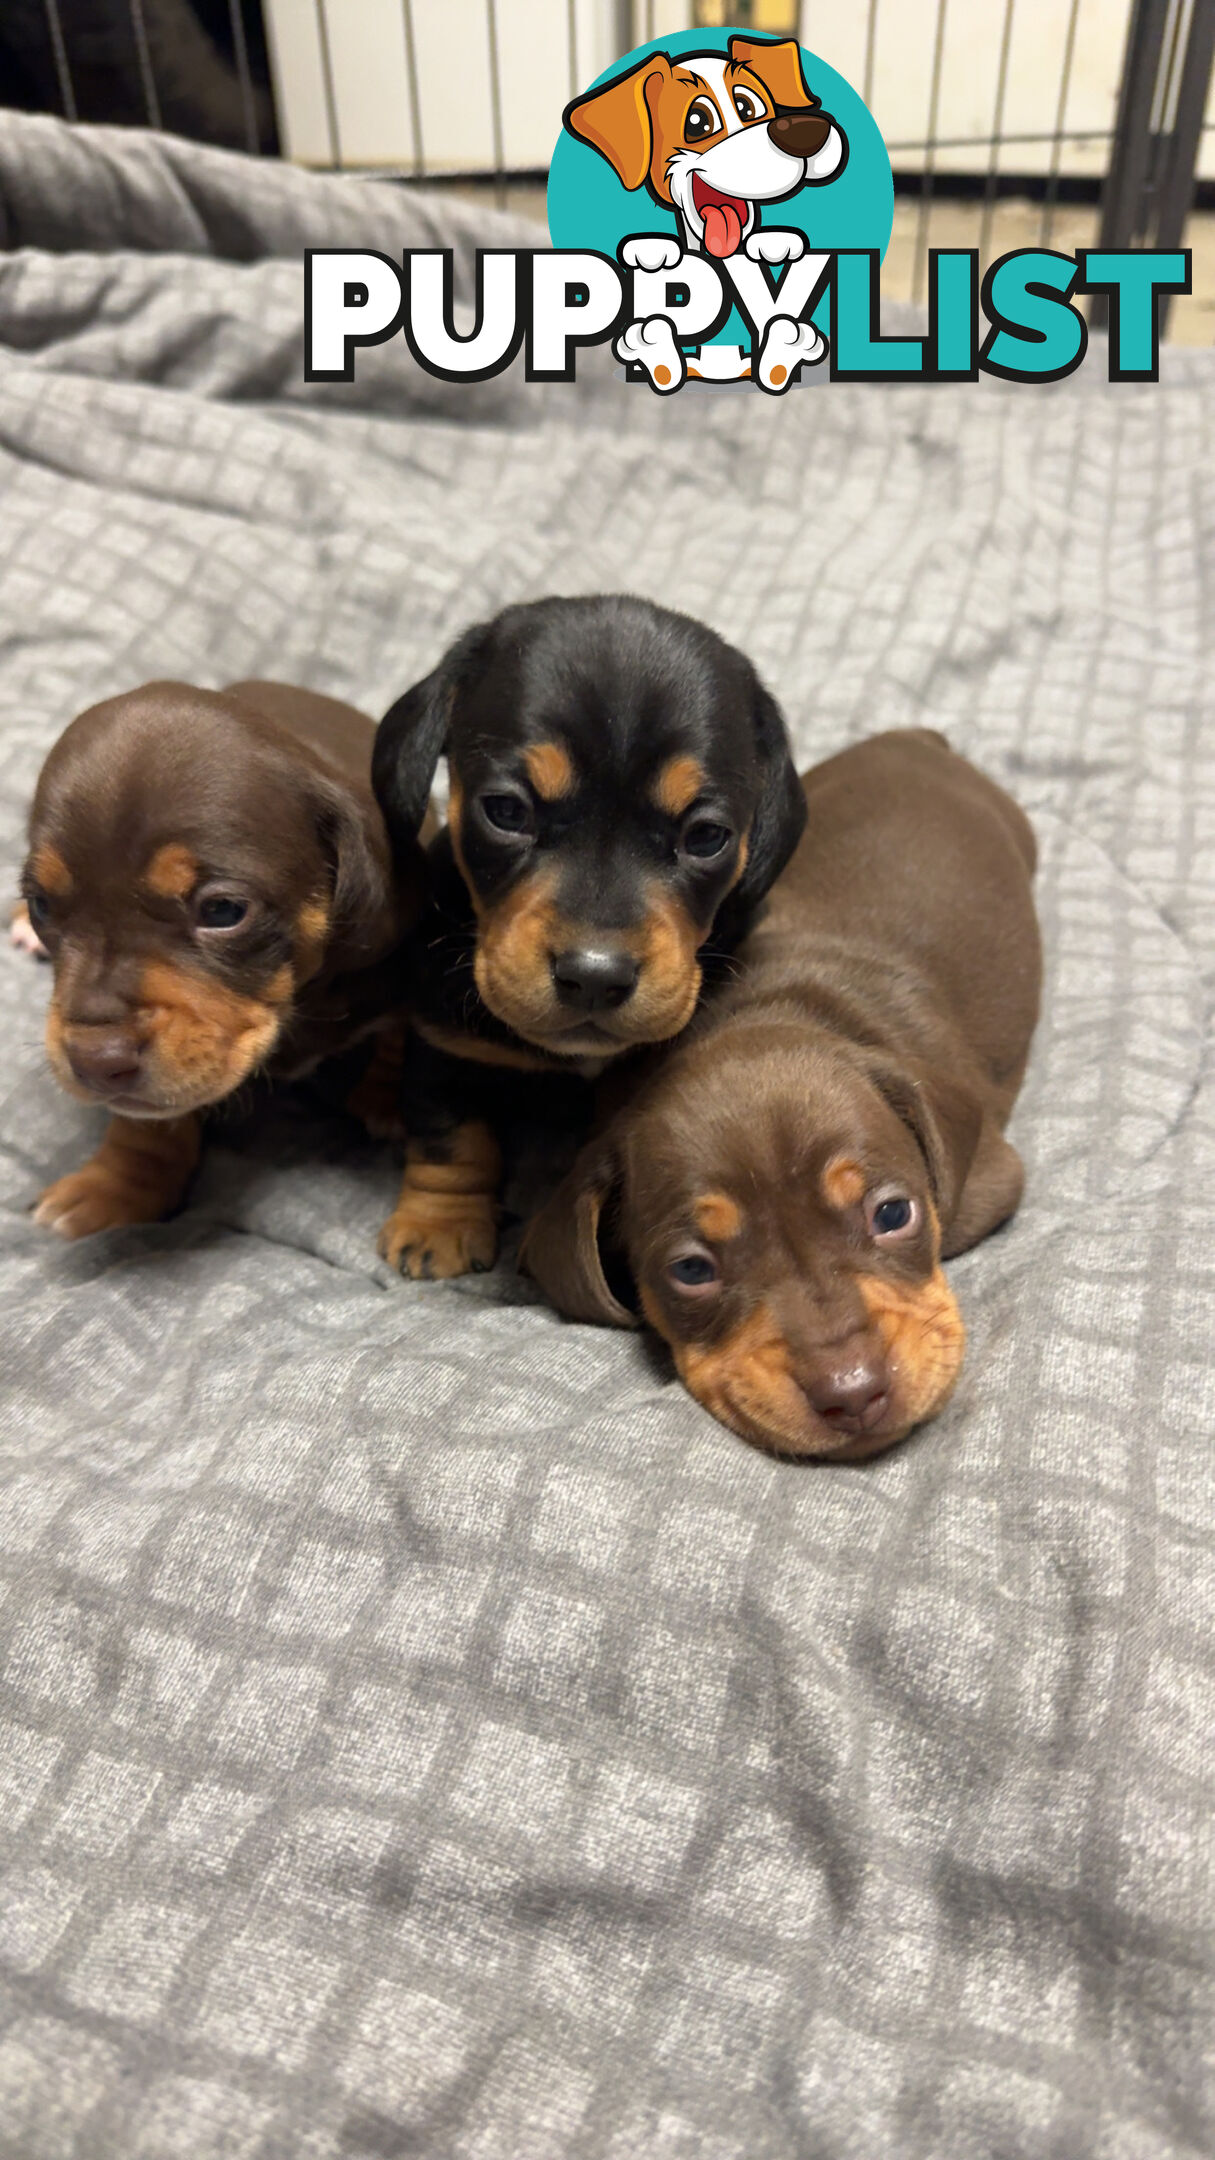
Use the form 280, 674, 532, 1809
66, 1030, 143, 1095
768, 110, 832, 159
803, 1339, 891, 1438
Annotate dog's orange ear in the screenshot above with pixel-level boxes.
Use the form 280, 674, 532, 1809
564, 55, 670, 191
729, 36, 816, 112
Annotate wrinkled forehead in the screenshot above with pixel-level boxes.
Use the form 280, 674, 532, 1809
628, 1044, 928, 1225
460, 618, 753, 800
31, 699, 308, 884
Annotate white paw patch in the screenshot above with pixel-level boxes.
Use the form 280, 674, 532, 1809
620, 235, 682, 273
745, 228, 806, 266
613, 316, 685, 394
757, 315, 826, 394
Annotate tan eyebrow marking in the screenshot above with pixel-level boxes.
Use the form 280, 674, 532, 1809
524, 742, 575, 801
32, 843, 73, 896
294, 894, 331, 983
144, 844, 198, 899
695, 1191, 742, 1243
822, 1156, 866, 1211
652, 755, 705, 818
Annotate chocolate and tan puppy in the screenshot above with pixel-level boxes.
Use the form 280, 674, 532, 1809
524, 730, 1041, 1460
19, 679, 421, 1238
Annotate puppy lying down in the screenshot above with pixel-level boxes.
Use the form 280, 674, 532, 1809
524, 730, 1042, 1460
18, 679, 420, 1238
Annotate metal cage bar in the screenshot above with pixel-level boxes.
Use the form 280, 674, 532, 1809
1040, 0, 1083, 247
227, 0, 260, 154
42, 0, 78, 121
1097, 0, 1215, 327
912, 0, 951, 303
127, 0, 162, 130
313, 0, 341, 170
401, 0, 424, 176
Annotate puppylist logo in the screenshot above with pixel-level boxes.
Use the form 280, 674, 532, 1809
305, 27, 1191, 393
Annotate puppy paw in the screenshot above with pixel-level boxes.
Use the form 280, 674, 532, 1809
34, 1163, 165, 1239
745, 228, 805, 265
378, 1191, 498, 1280
31, 1116, 200, 1240
756, 314, 825, 393
613, 316, 685, 394
620, 235, 682, 272
10, 902, 48, 960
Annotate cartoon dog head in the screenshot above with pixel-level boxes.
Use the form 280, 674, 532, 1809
565, 35, 846, 260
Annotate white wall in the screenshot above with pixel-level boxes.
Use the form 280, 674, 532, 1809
263, 0, 1215, 180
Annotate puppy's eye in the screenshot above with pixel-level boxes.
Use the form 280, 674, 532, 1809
668, 1248, 720, 1291
732, 89, 766, 123
25, 889, 51, 931
684, 98, 719, 142
867, 1192, 919, 1240
195, 893, 249, 931
681, 818, 732, 861
480, 793, 534, 836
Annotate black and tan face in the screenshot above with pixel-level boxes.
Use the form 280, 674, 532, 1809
374, 596, 805, 1060
530, 1033, 966, 1459
23, 690, 355, 1119
447, 739, 747, 1057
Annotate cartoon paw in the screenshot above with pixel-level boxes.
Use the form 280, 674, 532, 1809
378, 1191, 498, 1280
33, 1163, 164, 1240
756, 315, 826, 394
620, 236, 683, 273
613, 316, 685, 394
745, 228, 806, 265
10, 902, 47, 960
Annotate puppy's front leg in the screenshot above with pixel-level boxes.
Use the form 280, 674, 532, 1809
345, 1019, 408, 1140
377, 1037, 500, 1280
34, 1114, 202, 1239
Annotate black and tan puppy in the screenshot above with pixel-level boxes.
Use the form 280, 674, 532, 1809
524, 730, 1041, 1460
20, 679, 420, 1238
371, 593, 805, 1279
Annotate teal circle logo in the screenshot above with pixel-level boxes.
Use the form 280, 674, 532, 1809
548, 29, 891, 375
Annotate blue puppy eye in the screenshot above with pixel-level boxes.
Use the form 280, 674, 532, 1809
26, 890, 50, 928
873, 1197, 912, 1235
196, 895, 248, 930
669, 1253, 718, 1287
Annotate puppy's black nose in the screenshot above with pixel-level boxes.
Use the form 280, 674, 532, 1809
768, 110, 832, 158
66, 1030, 143, 1094
551, 948, 639, 1012
804, 1344, 890, 1438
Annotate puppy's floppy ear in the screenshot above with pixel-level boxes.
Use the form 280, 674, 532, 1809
563, 55, 670, 192
310, 771, 402, 957
868, 1056, 984, 1228
732, 683, 807, 916
521, 1135, 635, 1328
372, 622, 491, 843
729, 36, 816, 111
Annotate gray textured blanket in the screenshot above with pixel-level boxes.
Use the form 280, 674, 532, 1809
0, 112, 1212, 2160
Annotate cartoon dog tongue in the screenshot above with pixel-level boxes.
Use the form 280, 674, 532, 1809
702, 199, 743, 259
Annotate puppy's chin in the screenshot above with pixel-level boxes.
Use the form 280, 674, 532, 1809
660, 1290, 964, 1461
46, 963, 292, 1118
473, 959, 703, 1058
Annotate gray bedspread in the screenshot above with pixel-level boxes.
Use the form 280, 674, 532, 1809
0, 112, 1212, 2160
